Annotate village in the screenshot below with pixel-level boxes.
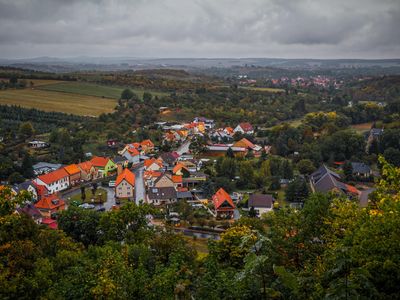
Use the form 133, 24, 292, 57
10, 115, 378, 235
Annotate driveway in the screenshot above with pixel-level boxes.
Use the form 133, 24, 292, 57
134, 166, 146, 204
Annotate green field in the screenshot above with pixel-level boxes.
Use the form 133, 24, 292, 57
240, 86, 285, 93
69, 188, 108, 204
39, 82, 124, 99
39, 81, 168, 99
0, 89, 117, 116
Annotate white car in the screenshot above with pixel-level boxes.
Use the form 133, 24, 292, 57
79, 203, 95, 209
108, 180, 116, 188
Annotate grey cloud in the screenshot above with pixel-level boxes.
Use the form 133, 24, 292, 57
0, 0, 399, 59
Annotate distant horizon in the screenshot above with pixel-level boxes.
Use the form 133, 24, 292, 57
1, 56, 400, 61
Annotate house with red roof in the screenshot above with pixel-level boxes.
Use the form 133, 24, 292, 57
144, 170, 163, 187
90, 156, 117, 177
144, 158, 163, 171
173, 163, 190, 177
212, 188, 236, 219
64, 164, 81, 186
34, 168, 70, 194
77, 161, 97, 181
118, 144, 141, 164
115, 168, 135, 201
234, 122, 254, 135
140, 139, 155, 154
34, 193, 65, 218
233, 138, 263, 156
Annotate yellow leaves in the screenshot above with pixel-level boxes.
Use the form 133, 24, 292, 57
369, 209, 383, 217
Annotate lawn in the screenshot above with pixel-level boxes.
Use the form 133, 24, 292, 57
0, 88, 117, 116
38, 81, 168, 100
70, 187, 108, 204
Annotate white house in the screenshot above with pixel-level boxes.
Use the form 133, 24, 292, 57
234, 122, 254, 135
34, 168, 70, 194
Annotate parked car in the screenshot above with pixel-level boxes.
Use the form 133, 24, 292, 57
108, 180, 116, 188
79, 203, 95, 209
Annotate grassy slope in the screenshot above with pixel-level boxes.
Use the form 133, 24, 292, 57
38, 81, 169, 99
0, 88, 117, 116
39, 82, 124, 99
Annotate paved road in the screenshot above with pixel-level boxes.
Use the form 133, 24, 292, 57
134, 166, 145, 204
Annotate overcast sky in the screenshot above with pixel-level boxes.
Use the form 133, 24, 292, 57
0, 0, 399, 59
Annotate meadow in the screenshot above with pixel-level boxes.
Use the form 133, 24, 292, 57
38, 81, 168, 99
0, 89, 117, 116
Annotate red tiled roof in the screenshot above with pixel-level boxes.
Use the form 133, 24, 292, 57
144, 170, 162, 179
37, 168, 69, 185
212, 188, 235, 210
239, 122, 254, 132
41, 218, 58, 229
345, 184, 360, 194
144, 158, 162, 168
90, 156, 109, 167
141, 139, 154, 147
234, 138, 255, 149
35, 194, 65, 210
78, 161, 93, 173
172, 175, 182, 183
127, 147, 140, 156
33, 182, 48, 197
64, 164, 80, 175
225, 127, 234, 134
116, 168, 135, 186
173, 163, 189, 174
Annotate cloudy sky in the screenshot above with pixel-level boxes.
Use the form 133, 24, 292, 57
0, 0, 399, 59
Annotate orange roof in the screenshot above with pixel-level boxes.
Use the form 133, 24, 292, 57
64, 164, 80, 175
173, 163, 189, 174
238, 122, 253, 132
345, 184, 360, 194
78, 161, 93, 172
144, 158, 162, 168
90, 156, 109, 167
35, 193, 65, 210
127, 147, 140, 156
172, 175, 182, 183
144, 170, 162, 178
115, 168, 135, 186
212, 188, 235, 210
234, 138, 255, 149
141, 139, 154, 147
37, 168, 69, 185
225, 127, 234, 134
